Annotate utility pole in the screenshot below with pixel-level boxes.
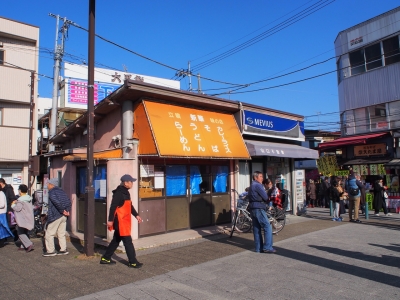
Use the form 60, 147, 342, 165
197, 73, 202, 94
188, 61, 192, 92
28, 71, 35, 194
48, 14, 73, 152
84, 0, 96, 257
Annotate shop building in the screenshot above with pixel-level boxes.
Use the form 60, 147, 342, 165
46, 80, 317, 241
0, 17, 39, 193
323, 6, 400, 212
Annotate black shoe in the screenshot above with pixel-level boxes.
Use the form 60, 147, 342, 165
100, 257, 116, 265
128, 262, 143, 269
355, 219, 362, 223
42, 251, 57, 257
263, 248, 277, 254
57, 250, 69, 255
349, 219, 356, 222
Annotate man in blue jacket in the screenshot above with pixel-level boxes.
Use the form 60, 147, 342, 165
247, 171, 275, 253
345, 171, 363, 223
43, 178, 71, 257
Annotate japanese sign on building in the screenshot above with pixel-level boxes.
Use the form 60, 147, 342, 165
354, 144, 386, 157
62, 62, 180, 108
142, 101, 250, 159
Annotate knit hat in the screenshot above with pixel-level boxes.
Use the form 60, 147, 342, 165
47, 178, 59, 187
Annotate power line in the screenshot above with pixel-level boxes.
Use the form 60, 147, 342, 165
191, 0, 335, 73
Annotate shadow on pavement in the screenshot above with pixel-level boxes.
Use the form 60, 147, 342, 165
275, 247, 400, 288
309, 245, 400, 269
368, 243, 400, 253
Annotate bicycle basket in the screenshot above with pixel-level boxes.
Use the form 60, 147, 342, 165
237, 199, 249, 209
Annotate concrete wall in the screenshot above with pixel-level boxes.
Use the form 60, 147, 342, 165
94, 107, 122, 151
106, 158, 138, 241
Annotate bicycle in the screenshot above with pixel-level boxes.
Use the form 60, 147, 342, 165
230, 189, 252, 237
230, 189, 287, 237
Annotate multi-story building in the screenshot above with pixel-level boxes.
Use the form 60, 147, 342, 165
319, 7, 400, 211
0, 17, 39, 192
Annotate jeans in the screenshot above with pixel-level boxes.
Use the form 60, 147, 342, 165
103, 229, 138, 264
250, 209, 273, 252
348, 196, 360, 220
333, 202, 339, 219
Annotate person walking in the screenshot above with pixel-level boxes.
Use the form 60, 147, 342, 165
308, 179, 317, 208
346, 172, 363, 223
247, 171, 275, 254
373, 177, 391, 216
11, 184, 34, 252
322, 177, 330, 208
0, 178, 17, 213
331, 180, 344, 221
42, 178, 71, 257
100, 174, 143, 268
0, 189, 13, 247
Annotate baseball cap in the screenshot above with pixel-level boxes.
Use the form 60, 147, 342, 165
120, 174, 136, 182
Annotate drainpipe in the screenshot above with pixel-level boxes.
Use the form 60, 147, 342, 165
122, 101, 133, 159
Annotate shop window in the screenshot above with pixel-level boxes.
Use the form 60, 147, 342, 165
0, 50, 4, 65
349, 49, 365, 75
139, 164, 164, 198
77, 165, 107, 200
383, 35, 400, 66
166, 165, 187, 196
212, 165, 229, 193
365, 43, 383, 70
190, 165, 212, 195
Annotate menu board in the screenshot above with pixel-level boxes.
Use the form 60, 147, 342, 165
295, 170, 305, 204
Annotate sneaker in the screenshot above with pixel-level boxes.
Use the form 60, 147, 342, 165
128, 262, 143, 269
385, 213, 392, 216
25, 245, 34, 253
374, 213, 380, 216
263, 248, 277, 254
57, 250, 69, 255
331, 218, 336, 221
336, 218, 342, 222
355, 219, 362, 223
42, 251, 57, 257
100, 257, 116, 265
349, 219, 356, 222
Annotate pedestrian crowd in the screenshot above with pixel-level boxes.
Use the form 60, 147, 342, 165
306, 170, 393, 222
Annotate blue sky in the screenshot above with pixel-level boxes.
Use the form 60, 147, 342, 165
2, 0, 399, 131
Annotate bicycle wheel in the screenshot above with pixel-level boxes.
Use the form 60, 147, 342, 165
230, 210, 239, 238
236, 212, 252, 233
272, 214, 286, 234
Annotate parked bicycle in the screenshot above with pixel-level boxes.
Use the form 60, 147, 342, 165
230, 189, 286, 237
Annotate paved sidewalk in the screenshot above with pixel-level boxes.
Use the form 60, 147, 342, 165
76, 221, 400, 300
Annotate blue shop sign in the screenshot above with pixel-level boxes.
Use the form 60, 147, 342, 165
243, 110, 304, 139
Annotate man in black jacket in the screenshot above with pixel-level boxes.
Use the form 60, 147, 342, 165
0, 178, 17, 212
100, 174, 143, 268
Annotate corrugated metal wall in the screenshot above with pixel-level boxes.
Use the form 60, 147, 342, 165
339, 62, 400, 111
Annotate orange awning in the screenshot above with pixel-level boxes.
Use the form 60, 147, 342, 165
136, 100, 250, 159
63, 148, 123, 161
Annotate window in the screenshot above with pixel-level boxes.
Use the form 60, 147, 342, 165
365, 43, 382, 70
354, 108, 368, 134
77, 165, 107, 200
368, 104, 387, 131
166, 165, 187, 196
139, 165, 164, 198
388, 100, 400, 129
212, 165, 229, 193
349, 49, 365, 75
383, 35, 400, 66
0, 50, 4, 65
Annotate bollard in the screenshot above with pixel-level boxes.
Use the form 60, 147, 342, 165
330, 200, 333, 216
365, 204, 369, 220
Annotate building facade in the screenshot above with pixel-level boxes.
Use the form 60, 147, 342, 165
0, 17, 39, 193
46, 80, 317, 241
